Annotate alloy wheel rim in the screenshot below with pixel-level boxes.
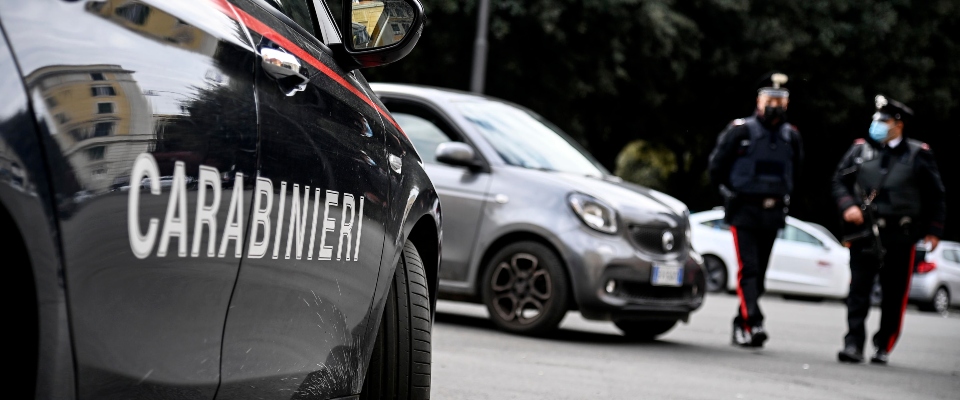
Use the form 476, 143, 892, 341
705, 259, 724, 291
934, 289, 949, 313
490, 253, 552, 325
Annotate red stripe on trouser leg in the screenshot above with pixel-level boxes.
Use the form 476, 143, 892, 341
731, 226, 749, 329
887, 246, 916, 352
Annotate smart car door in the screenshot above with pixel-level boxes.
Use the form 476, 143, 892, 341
216, 1, 390, 397
0, 0, 259, 397
380, 97, 492, 284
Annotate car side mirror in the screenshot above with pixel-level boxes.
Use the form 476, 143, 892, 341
331, 0, 425, 70
435, 142, 481, 169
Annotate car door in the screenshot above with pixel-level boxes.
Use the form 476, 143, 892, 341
942, 247, 960, 302
379, 97, 492, 283
0, 0, 259, 397
767, 222, 832, 290
216, 1, 390, 398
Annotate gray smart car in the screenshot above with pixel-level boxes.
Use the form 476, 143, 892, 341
373, 83, 705, 338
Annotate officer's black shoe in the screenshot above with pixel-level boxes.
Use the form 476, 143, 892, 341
732, 324, 752, 347
870, 350, 890, 365
749, 325, 768, 348
837, 345, 864, 363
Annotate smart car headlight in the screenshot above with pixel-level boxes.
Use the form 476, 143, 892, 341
568, 193, 618, 234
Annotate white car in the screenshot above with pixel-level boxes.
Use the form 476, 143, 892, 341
910, 240, 960, 313
690, 209, 851, 299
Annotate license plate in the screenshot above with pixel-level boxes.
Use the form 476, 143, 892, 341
651, 264, 683, 287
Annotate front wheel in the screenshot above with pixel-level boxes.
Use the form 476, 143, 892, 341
481, 241, 569, 335
614, 320, 678, 341
361, 241, 431, 400
920, 286, 950, 314
703, 255, 728, 293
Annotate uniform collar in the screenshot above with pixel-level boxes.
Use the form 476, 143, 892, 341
886, 136, 903, 149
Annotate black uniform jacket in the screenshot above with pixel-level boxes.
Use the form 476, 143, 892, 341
832, 136, 947, 238
708, 116, 803, 230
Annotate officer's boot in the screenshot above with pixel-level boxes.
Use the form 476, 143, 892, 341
838, 344, 864, 363
732, 323, 752, 347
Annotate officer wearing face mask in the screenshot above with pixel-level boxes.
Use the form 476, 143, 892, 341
708, 72, 803, 348
834, 95, 946, 365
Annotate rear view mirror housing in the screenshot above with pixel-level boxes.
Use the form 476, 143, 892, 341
435, 142, 483, 170
330, 0, 425, 70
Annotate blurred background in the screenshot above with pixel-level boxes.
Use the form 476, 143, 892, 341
364, 0, 960, 241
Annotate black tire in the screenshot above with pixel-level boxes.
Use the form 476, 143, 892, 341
703, 255, 728, 293
919, 286, 950, 314
361, 241, 431, 400
481, 241, 569, 335
614, 319, 678, 341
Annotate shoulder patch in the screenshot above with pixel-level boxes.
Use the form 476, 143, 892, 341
854, 138, 866, 145
732, 118, 746, 126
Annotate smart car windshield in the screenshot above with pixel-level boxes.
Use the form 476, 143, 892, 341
456, 100, 609, 177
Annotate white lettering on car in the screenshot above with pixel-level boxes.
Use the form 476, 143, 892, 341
285, 184, 312, 260
218, 172, 245, 258
126, 155, 368, 263
248, 176, 273, 259
318, 190, 339, 261
192, 165, 221, 257
128, 153, 161, 259
157, 161, 189, 257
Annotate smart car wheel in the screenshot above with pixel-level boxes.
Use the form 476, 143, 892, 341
481, 241, 569, 335
703, 255, 727, 293
932, 286, 950, 314
361, 241, 431, 400
614, 319, 678, 341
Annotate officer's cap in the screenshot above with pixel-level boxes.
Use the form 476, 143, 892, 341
873, 95, 914, 122
757, 72, 789, 98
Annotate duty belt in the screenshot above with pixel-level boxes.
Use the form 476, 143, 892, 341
740, 195, 785, 209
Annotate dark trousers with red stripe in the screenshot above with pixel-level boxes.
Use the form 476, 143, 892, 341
844, 229, 916, 353
731, 226, 778, 329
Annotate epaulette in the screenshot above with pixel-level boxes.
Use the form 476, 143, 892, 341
732, 118, 746, 126
854, 138, 866, 145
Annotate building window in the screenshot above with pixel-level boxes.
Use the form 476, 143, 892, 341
115, 3, 151, 25
392, 23, 401, 35
93, 122, 115, 137
91, 86, 116, 97
87, 146, 106, 160
91, 72, 105, 81
45, 97, 58, 109
97, 102, 114, 114
54, 113, 70, 124
68, 128, 87, 142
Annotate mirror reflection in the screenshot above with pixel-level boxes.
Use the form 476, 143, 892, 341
350, 0, 414, 50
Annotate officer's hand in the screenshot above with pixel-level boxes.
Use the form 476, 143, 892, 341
924, 235, 940, 251
843, 206, 864, 225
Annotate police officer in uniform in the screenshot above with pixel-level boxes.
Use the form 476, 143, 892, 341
708, 72, 803, 348
834, 95, 946, 364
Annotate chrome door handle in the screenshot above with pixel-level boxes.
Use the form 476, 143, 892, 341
259, 47, 309, 96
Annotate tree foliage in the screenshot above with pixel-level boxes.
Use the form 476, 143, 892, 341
364, 0, 960, 239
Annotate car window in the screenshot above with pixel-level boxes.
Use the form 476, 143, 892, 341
945, 249, 959, 263
779, 224, 823, 246
393, 112, 454, 163
264, 0, 318, 37
455, 100, 609, 177
699, 219, 731, 231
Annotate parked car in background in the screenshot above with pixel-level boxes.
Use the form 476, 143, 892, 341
690, 209, 851, 300
910, 240, 960, 313
372, 83, 706, 340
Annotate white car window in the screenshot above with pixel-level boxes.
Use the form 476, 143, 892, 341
700, 219, 731, 231
779, 224, 823, 246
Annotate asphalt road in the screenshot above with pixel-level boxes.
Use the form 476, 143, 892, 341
431, 294, 960, 400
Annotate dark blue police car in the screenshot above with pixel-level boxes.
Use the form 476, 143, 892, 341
0, 0, 440, 398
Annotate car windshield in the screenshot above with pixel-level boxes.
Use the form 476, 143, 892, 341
455, 100, 609, 177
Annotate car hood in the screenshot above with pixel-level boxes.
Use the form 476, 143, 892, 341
518, 168, 689, 226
